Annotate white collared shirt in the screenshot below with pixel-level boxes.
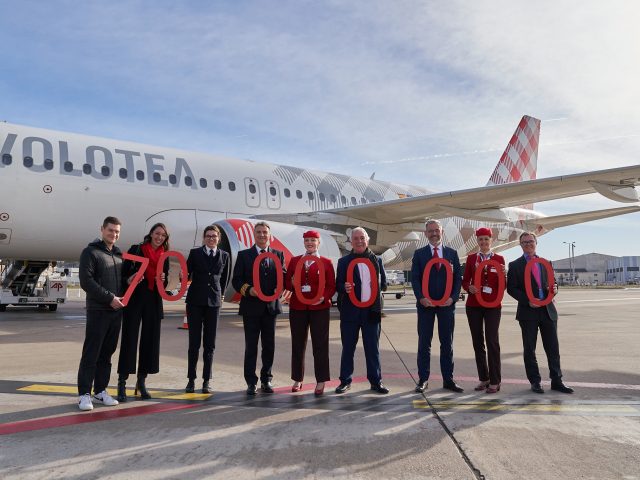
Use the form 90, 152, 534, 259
204, 246, 217, 257
357, 262, 372, 302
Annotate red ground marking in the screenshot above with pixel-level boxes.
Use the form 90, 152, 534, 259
0, 402, 199, 436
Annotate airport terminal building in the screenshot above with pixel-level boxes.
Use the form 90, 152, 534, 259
552, 253, 640, 285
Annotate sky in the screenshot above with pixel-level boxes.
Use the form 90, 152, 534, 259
1, 0, 639, 263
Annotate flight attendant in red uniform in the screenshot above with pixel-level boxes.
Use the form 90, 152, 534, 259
462, 227, 506, 394
285, 230, 336, 396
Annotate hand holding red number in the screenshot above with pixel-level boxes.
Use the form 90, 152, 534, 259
292, 255, 326, 306
524, 257, 556, 307
252, 251, 284, 302
121, 253, 149, 306
345, 258, 378, 308
421, 257, 453, 307
121, 251, 188, 306
472, 259, 505, 308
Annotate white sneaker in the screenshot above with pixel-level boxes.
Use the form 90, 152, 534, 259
78, 393, 94, 411
93, 390, 119, 406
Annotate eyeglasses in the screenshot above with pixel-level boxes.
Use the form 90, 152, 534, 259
520, 240, 536, 245
205, 235, 218, 239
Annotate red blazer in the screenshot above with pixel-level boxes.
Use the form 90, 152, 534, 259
462, 252, 506, 308
285, 255, 336, 310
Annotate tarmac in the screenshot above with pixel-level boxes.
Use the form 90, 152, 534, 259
1, 288, 639, 479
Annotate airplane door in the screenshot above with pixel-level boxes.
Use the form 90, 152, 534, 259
265, 180, 281, 210
145, 209, 198, 254
244, 178, 261, 208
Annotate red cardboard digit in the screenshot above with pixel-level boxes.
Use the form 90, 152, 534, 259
473, 259, 505, 308
345, 258, 379, 308
252, 252, 284, 302
524, 257, 556, 307
121, 252, 149, 306
421, 258, 453, 307
293, 255, 326, 306
156, 251, 188, 301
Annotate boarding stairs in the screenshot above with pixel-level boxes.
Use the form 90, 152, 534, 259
0, 260, 51, 296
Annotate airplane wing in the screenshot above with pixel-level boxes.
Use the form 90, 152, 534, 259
517, 205, 640, 232
319, 164, 640, 225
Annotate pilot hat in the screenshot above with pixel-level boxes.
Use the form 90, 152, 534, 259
303, 230, 321, 239
475, 227, 492, 238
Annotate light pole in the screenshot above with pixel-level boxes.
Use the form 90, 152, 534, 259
563, 241, 576, 284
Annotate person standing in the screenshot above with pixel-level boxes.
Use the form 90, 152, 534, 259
461, 227, 505, 394
284, 230, 336, 396
116, 223, 170, 402
507, 232, 573, 394
185, 225, 230, 394
76, 216, 124, 411
411, 219, 463, 393
232, 222, 286, 395
335, 227, 389, 395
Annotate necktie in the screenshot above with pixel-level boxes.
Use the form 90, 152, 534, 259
260, 249, 269, 269
527, 255, 543, 299
209, 249, 214, 258
433, 246, 441, 271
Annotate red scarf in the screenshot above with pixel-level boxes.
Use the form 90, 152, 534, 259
141, 242, 165, 290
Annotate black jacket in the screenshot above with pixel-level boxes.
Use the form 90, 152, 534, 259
79, 239, 124, 311
121, 243, 171, 317
185, 246, 230, 307
507, 255, 558, 322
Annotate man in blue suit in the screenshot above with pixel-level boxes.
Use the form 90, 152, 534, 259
411, 219, 464, 393
335, 227, 389, 394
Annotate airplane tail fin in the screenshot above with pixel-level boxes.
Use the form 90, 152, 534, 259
486, 115, 541, 209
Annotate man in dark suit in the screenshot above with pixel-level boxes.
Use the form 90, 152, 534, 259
507, 232, 573, 394
231, 221, 286, 395
335, 227, 389, 395
411, 219, 464, 393
185, 225, 230, 394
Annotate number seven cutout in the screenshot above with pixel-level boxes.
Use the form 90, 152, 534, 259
121, 253, 149, 306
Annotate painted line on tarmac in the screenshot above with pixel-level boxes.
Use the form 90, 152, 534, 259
0, 402, 200, 435
17, 384, 213, 400
412, 400, 640, 416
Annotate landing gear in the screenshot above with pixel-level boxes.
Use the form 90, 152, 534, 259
0, 304, 6, 312
48, 304, 58, 312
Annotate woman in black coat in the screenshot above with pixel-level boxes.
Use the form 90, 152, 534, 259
116, 223, 170, 401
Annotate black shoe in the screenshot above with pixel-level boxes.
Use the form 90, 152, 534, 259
135, 376, 151, 400
260, 382, 274, 394
185, 379, 195, 394
335, 382, 351, 394
415, 380, 428, 393
202, 381, 212, 394
246, 384, 257, 395
116, 379, 128, 403
531, 382, 545, 394
443, 380, 464, 393
551, 382, 574, 394
370, 383, 390, 394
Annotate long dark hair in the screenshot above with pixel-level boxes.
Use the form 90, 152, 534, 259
143, 222, 170, 250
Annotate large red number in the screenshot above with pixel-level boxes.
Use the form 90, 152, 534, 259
293, 255, 326, 306
345, 258, 379, 308
473, 259, 505, 308
421, 258, 453, 307
121, 253, 149, 306
252, 252, 284, 302
524, 258, 556, 306
156, 251, 189, 301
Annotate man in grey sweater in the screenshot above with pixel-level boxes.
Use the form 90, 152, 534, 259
76, 216, 125, 411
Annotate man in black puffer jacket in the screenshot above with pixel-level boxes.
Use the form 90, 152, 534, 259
76, 216, 125, 411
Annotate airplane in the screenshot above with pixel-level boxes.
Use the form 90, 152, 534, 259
1, 115, 640, 306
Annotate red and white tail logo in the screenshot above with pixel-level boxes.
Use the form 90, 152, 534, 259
487, 115, 540, 187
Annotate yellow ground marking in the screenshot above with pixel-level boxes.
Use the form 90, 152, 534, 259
17, 384, 211, 400
413, 400, 637, 413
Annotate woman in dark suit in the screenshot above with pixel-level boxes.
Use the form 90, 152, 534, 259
284, 230, 336, 395
117, 223, 170, 401
462, 227, 505, 394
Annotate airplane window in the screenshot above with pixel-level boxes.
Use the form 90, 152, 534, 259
308, 191, 314, 201
153, 172, 162, 183
44, 159, 54, 170
296, 190, 302, 199
340, 195, 346, 204
136, 169, 144, 181
249, 184, 257, 194
229, 181, 236, 191
83, 164, 92, 175
101, 166, 110, 176
1, 154, 11, 165
269, 186, 277, 196
351, 197, 357, 205
23, 156, 33, 168
119, 168, 127, 179
185, 176, 193, 187
319, 192, 325, 202
284, 188, 290, 198
330, 194, 336, 203
214, 179, 222, 189
199, 178, 207, 188
169, 174, 177, 185
67, 162, 77, 173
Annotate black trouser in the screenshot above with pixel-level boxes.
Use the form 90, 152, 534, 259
187, 304, 219, 380
289, 308, 330, 383
77, 309, 122, 395
466, 306, 501, 385
519, 309, 562, 384
243, 313, 276, 385
118, 287, 162, 378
